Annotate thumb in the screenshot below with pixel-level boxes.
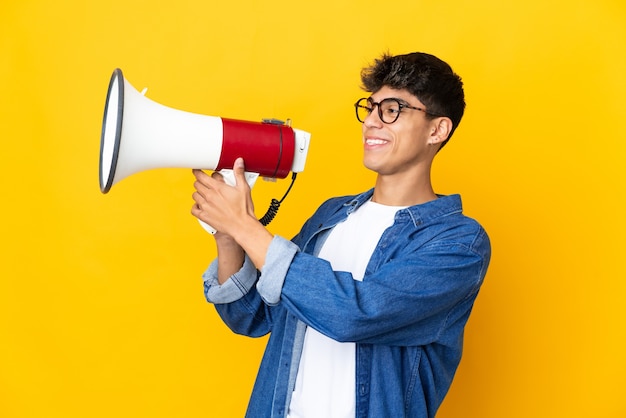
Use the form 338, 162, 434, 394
233, 157, 246, 185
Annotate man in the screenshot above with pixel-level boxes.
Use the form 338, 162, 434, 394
191, 52, 491, 418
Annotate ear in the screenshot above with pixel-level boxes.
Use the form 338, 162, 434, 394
428, 117, 453, 146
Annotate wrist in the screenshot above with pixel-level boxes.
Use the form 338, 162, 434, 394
232, 215, 273, 269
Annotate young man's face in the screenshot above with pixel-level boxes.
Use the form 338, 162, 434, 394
361, 86, 440, 178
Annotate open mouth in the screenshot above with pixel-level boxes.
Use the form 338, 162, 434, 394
364, 137, 390, 148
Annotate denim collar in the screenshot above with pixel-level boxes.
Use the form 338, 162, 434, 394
343, 188, 463, 227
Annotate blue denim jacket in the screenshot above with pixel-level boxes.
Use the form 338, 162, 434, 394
203, 189, 491, 418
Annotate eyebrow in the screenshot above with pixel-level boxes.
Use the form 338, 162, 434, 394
368, 97, 412, 106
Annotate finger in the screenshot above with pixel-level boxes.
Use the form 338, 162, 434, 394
192, 168, 206, 179
192, 179, 212, 201
192, 169, 209, 188
190, 201, 203, 219
192, 169, 221, 201
232, 157, 246, 187
197, 169, 227, 191
191, 194, 216, 224
191, 191, 204, 205
211, 171, 225, 182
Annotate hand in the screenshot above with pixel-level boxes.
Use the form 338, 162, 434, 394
191, 158, 256, 237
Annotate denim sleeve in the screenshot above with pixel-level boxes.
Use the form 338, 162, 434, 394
278, 228, 491, 347
256, 235, 300, 305
203, 254, 258, 304
202, 235, 299, 305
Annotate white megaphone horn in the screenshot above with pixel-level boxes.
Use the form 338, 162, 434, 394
99, 68, 311, 233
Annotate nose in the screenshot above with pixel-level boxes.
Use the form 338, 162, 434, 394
364, 105, 383, 128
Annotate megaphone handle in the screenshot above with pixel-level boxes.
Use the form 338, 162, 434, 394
198, 170, 260, 234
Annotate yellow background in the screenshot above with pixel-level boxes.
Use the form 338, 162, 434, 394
1, 0, 625, 417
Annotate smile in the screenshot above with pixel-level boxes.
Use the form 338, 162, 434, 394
365, 138, 388, 145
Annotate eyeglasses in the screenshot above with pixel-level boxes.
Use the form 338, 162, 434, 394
354, 97, 439, 124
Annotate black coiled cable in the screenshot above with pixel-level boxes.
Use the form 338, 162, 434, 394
258, 172, 297, 226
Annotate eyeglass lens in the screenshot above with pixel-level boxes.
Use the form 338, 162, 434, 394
355, 98, 402, 123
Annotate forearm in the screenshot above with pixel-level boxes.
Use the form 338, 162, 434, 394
230, 215, 274, 271
215, 235, 246, 284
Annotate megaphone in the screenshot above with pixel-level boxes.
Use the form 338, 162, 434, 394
99, 68, 311, 232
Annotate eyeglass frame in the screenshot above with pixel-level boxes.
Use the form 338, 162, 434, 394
354, 97, 444, 124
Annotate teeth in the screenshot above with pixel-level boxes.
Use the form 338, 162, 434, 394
366, 139, 386, 145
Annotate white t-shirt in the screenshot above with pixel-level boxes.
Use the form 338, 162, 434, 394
287, 199, 405, 418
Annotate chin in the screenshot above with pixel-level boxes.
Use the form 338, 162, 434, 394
363, 159, 384, 174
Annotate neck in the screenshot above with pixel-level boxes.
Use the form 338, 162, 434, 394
371, 168, 437, 207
